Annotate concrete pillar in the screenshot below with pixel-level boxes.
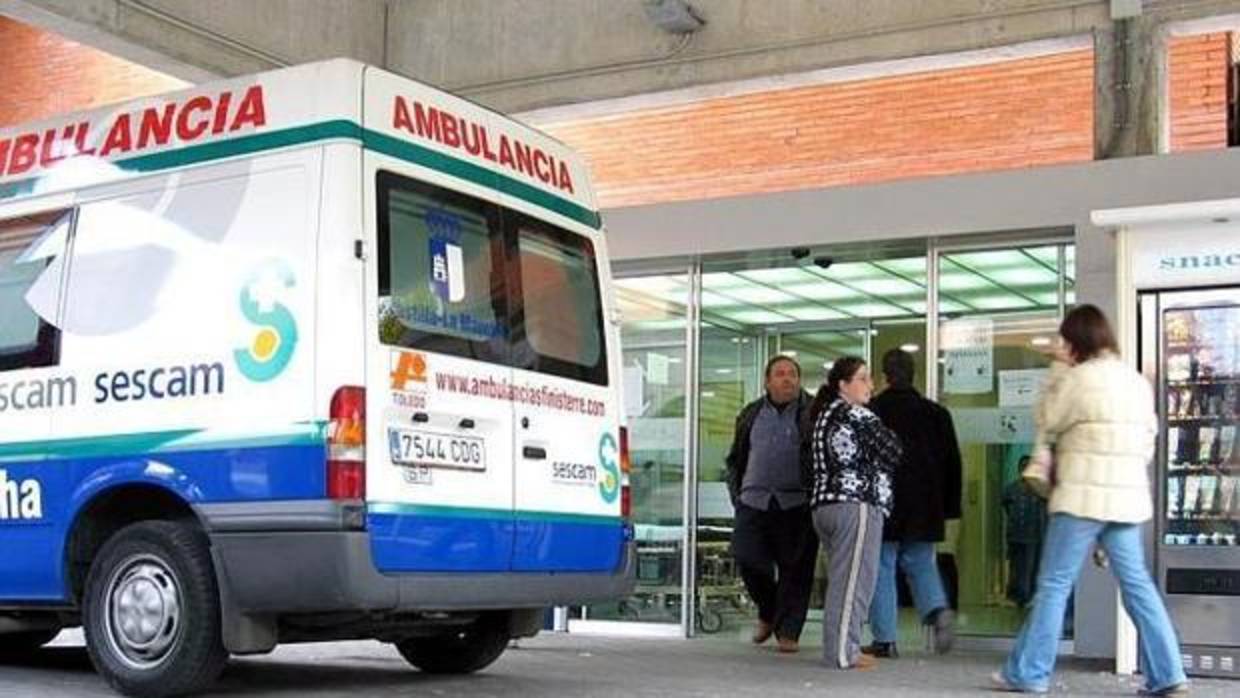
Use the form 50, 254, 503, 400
1094, 15, 1168, 158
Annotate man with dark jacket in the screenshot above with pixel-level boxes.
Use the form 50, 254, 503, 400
725, 355, 816, 653
864, 349, 963, 658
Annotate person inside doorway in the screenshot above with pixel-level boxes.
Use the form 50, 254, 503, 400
807, 357, 902, 670
724, 355, 816, 653
864, 348, 962, 658
1002, 456, 1047, 609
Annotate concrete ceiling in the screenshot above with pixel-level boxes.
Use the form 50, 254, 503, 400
0, 1, 1237, 113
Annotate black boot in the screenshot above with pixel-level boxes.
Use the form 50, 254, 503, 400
860, 642, 898, 658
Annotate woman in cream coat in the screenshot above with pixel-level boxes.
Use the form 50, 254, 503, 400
994, 305, 1188, 696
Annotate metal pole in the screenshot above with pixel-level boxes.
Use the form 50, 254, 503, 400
680, 260, 702, 638
1058, 244, 1069, 318
926, 244, 941, 401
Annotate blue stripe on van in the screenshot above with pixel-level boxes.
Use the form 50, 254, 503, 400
367, 503, 624, 573
0, 442, 327, 601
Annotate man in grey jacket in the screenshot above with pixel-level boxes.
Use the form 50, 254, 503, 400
725, 355, 816, 653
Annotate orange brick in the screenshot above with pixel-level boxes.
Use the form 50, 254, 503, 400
0, 16, 184, 129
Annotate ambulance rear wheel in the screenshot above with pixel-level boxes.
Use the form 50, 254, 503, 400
395, 613, 509, 675
83, 521, 228, 697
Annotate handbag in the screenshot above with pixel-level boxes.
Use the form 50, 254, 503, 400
1021, 446, 1055, 499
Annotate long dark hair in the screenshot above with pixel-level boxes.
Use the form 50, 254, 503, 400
806, 356, 867, 430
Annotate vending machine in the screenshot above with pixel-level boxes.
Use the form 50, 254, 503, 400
1140, 288, 1240, 678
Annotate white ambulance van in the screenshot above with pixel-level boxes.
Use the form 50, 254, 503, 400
0, 60, 633, 697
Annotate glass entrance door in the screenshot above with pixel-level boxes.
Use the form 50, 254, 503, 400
932, 242, 1073, 638
577, 271, 690, 633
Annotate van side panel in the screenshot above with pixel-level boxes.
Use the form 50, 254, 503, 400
0, 150, 325, 602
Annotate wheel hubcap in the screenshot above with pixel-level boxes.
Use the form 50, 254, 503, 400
104, 555, 182, 670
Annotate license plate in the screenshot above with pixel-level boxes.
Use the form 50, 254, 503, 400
388, 428, 485, 471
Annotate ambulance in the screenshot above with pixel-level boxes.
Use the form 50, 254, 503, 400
0, 60, 633, 697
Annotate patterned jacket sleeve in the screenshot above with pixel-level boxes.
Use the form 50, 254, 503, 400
863, 409, 903, 474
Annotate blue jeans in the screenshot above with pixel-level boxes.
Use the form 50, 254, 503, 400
869, 541, 949, 643
1002, 514, 1187, 693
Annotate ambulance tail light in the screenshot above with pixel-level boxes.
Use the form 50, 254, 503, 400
327, 386, 366, 500
620, 426, 632, 520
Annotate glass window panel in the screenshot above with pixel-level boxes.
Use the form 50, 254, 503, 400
722, 285, 797, 305
587, 272, 688, 626
781, 281, 857, 301
699, 290, 742, 309
377, 174, 507, 362
514, 221, 606, 384
988, 267, 1058, 287
968, 294, 1038, 311
733, 268, 819, 285
783, 305, 850, 321
854, 278, 924, 296
817, 261, 885, 281
947, 250, 1030, 271
934, 241, 1074, 643
835, 301, 908, 318
939, 271, 992, 292
874, 257, 928, 276
724, 309, 795, 324
700, 271, 753, 291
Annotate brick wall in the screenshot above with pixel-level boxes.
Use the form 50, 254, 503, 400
0, 16, 185, 129
1168, 32, 1230, 152
542, 50, 1096, 209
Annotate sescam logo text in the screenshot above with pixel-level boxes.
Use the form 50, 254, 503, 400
0, 470, 42, 520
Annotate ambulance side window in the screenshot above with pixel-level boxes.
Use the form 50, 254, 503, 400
510, 215, 608, 386
0, 212, 68, 372
376, 171, 510, 364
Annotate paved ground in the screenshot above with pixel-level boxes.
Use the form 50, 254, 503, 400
0, 629, 1234, 697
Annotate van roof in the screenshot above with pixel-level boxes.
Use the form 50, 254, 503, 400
0, 59, 599, 227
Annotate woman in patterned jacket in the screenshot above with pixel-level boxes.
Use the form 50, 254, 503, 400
806, 356, 902, 671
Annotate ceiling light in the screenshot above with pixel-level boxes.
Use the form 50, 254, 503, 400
780, 350, 798, 358
702, 391, 716, 398
900, 343, 920, 353
642, 0, 706, 34
715, 368, 733, 375
1031, 337, 1053, 347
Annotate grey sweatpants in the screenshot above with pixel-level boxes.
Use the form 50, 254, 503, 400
813, 502, 884, 669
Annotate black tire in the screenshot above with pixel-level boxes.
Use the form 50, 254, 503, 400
697, 608, 723, 634
82, 521, 228, 697
0, 627, 61, 656
395, 613, 510, 675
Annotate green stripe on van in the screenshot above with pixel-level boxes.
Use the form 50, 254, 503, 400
0, 120, 602, 229
119, 120, 363, 172
368, 501, 621, 526
0, 423, 326, 463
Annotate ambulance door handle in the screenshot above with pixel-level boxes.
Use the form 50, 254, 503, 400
411, 412, 430, 423
458, 418, 476, 430
523, 446, 547, 460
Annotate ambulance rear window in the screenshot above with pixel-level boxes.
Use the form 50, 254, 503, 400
513, 219, 607, 386
377, 172, 509, 364
0, 212, 67, 372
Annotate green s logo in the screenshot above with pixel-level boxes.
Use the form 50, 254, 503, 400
234, 260, 298, 382
598, 432, 620, 504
